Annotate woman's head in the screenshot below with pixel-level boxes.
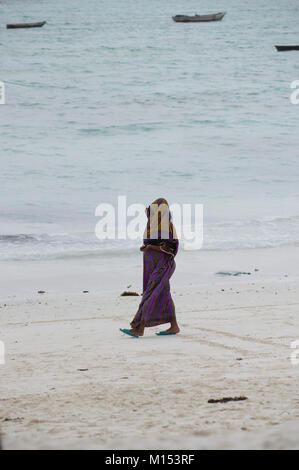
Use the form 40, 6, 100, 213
146, 198, 169, 219
144, 198, 176, 240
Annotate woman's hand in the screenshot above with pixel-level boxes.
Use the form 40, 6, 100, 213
140, 245, 152, 252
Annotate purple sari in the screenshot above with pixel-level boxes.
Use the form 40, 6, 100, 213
131, 242, 178, 328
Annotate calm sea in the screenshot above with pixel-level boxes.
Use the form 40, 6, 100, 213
1, 0, 299, 260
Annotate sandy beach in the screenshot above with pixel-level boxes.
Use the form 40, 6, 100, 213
1, 246, 299, 449
2, 0, 299, 453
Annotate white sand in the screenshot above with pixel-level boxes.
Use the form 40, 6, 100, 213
1, 246, 299, 449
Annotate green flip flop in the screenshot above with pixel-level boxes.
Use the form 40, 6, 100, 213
155, 331, 177, 336
120, 328, 139, 338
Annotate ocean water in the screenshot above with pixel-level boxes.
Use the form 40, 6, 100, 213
1, 0, 299, 260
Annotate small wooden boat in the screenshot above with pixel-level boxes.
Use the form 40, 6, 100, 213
275, 45, 299, 52
172, 12, 226, 23
6, 21, 46, 29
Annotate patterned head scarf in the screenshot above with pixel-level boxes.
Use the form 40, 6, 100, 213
144, 198, 178, 241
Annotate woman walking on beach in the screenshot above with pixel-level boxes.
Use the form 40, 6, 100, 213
120, 198, 180, 338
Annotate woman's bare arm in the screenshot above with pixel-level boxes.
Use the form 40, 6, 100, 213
145, 245, 162, 253
140, 244, 161, 253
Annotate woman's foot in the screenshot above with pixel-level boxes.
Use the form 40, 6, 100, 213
164, 325, 180, 334
130, 327, 144, 337
156, 323, 180, 335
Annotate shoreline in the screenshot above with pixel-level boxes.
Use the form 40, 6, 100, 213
1, 245, 298, 301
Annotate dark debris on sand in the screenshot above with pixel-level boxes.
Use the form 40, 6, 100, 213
121, 291, 139, 296
208, 396, 248, 404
